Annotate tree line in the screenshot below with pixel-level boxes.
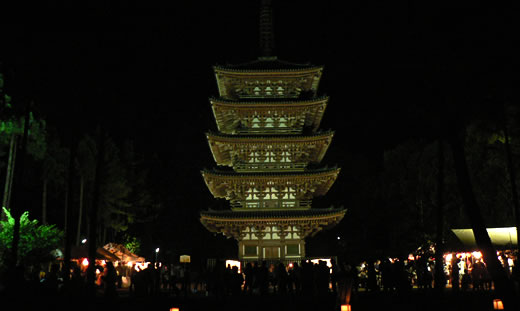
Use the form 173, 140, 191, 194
0, 68, 164, 276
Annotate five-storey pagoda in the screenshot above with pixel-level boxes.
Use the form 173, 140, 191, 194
200, 0, 346, 261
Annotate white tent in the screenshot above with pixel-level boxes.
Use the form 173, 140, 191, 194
451, 227, 518, 248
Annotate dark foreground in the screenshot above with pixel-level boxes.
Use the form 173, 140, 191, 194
3, 289, 513, 311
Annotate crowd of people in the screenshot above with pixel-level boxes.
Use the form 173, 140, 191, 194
2, 252, 520, 301
355, 253, 520, 292
204, 260, 339, 298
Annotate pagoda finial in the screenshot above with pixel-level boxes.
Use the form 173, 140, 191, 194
259, 0, 276, 60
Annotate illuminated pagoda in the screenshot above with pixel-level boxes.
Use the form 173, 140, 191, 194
200, 0, 346, 261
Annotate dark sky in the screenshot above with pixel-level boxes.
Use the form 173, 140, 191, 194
1, 1, 517, 258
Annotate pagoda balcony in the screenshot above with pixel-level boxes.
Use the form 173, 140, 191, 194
230, 200, 312, 210
235, 127, 304, 135
210, 97, 328, 135
234, 162, 307, 172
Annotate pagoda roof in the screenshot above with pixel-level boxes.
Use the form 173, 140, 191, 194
201, 166, 340, 199
206, 130, 334, 142
210, 96, 329, 106
200, 207, 346, 220
200, 206, 346, 239
206, 131, 334, 168
214, 57, 323, 73
202, 166, 339, 178
213, 59, 324, 99
210, 96, 328, 134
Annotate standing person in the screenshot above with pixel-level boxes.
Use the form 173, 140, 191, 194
330, 259, 339, 295
380, 258, 392, 291
336, 261, 351, 307
129, 264, 137, 295
367, 261, 378, 292
231, 266, 243, 296
301, 260, 314, 296
461, 269, 472, 291
292, 262, 302, 294
258, 261, 269, 296
450, 257, 460, 291
275, 262, 288, 295
472, 260, 484, 290
243, 262, 253, 294
103, 261, 118, 299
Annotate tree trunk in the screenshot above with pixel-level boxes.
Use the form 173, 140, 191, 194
2, 133, 17, 212
87, 126, 105, 297
9, 102, 30, 271
501, 105, 520, 252
448, 130, 516, 308
76, 176, 84, 246
63, 183, 68, 234
434, 139, 445, 292
42, 178, 47, 225
63, 140, 76, 283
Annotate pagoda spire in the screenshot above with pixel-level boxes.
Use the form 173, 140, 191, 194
259, 0, 276, 60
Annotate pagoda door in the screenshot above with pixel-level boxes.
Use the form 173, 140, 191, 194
263, 246, 280, 259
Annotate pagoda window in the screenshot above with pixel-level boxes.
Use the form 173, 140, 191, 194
252, 117, 261, 128
264, 233, 271, 240
279, 117, 287, 128
286, 244, 300, 256
265, 117, 274, 127
243, 233, 251, 240
283, 187, 297, 199
244, 245, 258, 256
272, 232, 280, 239
280, 151, 292, 163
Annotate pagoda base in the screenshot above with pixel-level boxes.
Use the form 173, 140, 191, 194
239, 239, 305, 261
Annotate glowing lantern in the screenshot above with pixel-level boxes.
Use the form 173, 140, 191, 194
81, 258, 89, 266
341, 305, 351, 311
472, 251, 482, 260
493, 299, 504, 310
170, 308, 180, 311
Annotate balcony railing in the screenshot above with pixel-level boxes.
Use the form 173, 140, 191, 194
234, 162, 306, 172
230, 200, 311, 210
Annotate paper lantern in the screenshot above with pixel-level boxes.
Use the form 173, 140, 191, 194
170, 308, 180, 311
493, 299, 504, 310
341, 304, 351, 311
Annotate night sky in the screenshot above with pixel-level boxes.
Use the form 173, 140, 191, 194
1, 1, 517, 260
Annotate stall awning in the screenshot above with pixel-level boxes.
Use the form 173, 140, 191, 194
451, 227, 518, 248
103, 243, 145, 262
69, 246, 120, 262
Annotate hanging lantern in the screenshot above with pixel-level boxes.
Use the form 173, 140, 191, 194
81, 258, 89, 267
341, 305, 351, 311
170, 308, 180, 311
493, 299, 504, 310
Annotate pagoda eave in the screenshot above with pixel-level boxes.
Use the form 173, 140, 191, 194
200, 208, 346, 240
201, 168, 340, 199
211, 97, 328, 134
206, 131, 334, 167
